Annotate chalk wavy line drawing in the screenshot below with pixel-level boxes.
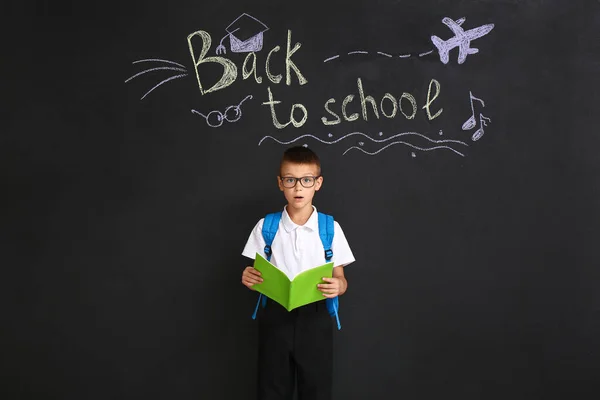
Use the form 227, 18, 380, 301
324, 55, 340, 62
258, 131, 468, 147
377, 51, 393, 57
126, 58, 189, 100
419, 50, 434, 57
348, 50, 368, 55
343, 141, 465, 157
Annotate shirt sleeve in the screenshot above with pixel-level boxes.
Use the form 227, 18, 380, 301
241, 218, 266, 260
332, 221, 355, 267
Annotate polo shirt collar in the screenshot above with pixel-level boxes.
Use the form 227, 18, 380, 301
282, 206, 319, 232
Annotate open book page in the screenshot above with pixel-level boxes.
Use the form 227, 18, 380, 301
288, 261, 333, 310
252, 253, 291, 309
253, 253, 333, 311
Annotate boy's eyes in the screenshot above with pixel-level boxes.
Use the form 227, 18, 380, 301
281, 176, 317, 188
283, 177, 314, 182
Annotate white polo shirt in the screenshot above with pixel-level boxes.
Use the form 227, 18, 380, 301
242, 206, 355, 280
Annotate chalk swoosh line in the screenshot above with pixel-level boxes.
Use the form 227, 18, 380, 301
258, 132, 468, 147
343, 141, 465, 157
140, 73, 188, 100
132, 58, 187, 69
125, 66, 187, 83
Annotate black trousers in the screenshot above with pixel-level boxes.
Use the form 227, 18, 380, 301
257, 299, 333, 400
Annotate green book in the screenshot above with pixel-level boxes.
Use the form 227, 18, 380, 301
252, 252, 334, 311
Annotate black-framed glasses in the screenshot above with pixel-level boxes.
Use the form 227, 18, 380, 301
280, 176, 320, 188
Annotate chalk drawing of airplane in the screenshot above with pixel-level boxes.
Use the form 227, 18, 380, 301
431, 17, 495, 64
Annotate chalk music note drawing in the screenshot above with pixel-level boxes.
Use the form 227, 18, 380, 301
462, 91, 491, 141
471, 114, 491, 141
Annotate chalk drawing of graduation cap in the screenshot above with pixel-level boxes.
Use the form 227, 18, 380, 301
215, 13, 269, 55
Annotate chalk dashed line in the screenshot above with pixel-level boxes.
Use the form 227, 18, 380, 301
324, 50, 434, 63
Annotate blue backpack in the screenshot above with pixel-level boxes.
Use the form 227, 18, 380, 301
251, 211, 342, 330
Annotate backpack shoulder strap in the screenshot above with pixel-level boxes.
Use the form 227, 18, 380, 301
317, 212, 334, 262
262, 211, 282, 262
252, 211, 282, 320
318, 212, 342, 330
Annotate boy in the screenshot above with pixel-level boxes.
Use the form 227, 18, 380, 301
241, 146, 355, 400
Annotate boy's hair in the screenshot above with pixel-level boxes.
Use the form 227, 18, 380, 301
280, 146, 321, 176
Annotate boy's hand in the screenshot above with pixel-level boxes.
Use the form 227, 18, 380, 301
242, 266, 263, 290
317, 277, 344, 298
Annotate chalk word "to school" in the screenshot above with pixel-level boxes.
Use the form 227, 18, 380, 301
260, 78, 443, 130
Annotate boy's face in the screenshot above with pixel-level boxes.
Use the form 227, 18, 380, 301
278, 161, 323, 212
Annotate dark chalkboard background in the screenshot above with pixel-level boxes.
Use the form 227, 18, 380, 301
2, 1, 599, 399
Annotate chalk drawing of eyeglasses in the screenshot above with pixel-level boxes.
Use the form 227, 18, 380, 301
191, 95, 253, 128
